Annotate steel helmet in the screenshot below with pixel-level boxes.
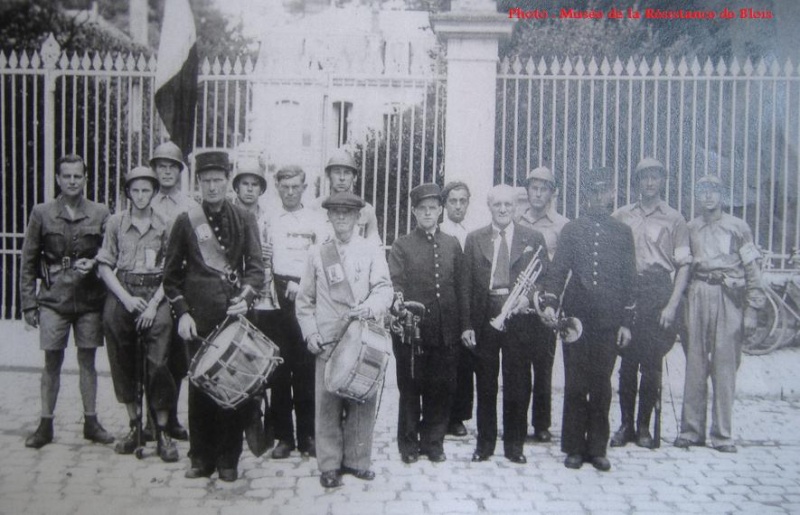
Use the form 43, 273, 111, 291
324, 148, 358, 175
124, 166, 160, 196
524, 166, 556, 188
232, 157, 267, 192
695, 174, 724, 190
149, 141, 185, 170
634, 157, 666, 179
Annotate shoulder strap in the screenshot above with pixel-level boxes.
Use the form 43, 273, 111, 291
187, 204, 233, 276
320, 240, 356, 307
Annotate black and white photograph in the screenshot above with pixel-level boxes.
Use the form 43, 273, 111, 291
1, 0, 799, 513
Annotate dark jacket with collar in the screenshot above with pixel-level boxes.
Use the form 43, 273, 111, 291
389, 226, 464, 346
542, 212, 636, 330
459, 223, 548, 332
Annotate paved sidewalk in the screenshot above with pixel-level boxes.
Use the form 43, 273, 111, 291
2, 320, 800, 514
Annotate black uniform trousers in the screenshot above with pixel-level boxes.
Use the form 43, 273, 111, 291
561, 325, 618, 458
393, 334, 457, 457
618, 270, 676, 432
527, 316, 557, 432
474, 296, 532, 458
269, 276, 315, 448
449, 346, 474, 424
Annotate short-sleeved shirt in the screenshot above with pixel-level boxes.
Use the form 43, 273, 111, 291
96, 209, 169, 274
266, 204, 326, 280
518, 207, 570, 260
688, 213, 757, 281
613, 200, 691, 274
150, 190, 199, 230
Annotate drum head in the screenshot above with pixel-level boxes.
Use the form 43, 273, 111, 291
325, 321, 362, 390
190, 321, 239, 376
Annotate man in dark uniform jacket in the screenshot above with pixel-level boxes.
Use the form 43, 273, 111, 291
389, 183, 464, 463
163, 150, 265, 482
460, 184, 548, 464
540, 167, 635, 472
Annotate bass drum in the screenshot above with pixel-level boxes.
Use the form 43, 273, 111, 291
324, 319, 392, 403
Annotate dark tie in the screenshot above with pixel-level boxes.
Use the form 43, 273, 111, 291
492, 229, 510, 289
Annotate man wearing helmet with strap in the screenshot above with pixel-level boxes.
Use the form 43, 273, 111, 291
97, 167, 178, 463
610, 158, 692, 449
147, 141, 199, 442
163, 150, 265, 481
674, 174, 764, 453
314, 148, 382, 246
517, 166, 569, 444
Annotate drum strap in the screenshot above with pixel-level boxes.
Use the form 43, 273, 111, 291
320, 241, 356, 307
188, 204, 234, 277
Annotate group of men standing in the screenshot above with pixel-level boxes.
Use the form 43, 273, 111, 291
20, 143, 763, 484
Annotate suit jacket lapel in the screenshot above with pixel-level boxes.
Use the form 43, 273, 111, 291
478, 225, 494, 264
509, 224, 527, 267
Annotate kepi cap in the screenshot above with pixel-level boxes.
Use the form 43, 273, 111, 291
322, 191, 366, 211
195, 150, 231, 176
409, 183, 442, 207
582, 167, 615, 191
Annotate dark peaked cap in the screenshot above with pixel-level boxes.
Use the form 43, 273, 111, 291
409, 183, 442, 207
195, 150, 231, 175
322, 191, 366, 210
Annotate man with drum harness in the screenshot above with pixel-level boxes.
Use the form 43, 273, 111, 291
538, 167, 636, 471
389, 183, 464, 463
163, 150, 265, 482
460, 184, 549, 465
517, 166, 569, 444
313, 148, 381, 245
97, 166, 179, 462
610, 158, 691, 450
265, 165, 326, 459
148, 140, 199, 442
20, 154, 115, 449
674, 174, 763, 453
296, 191, 393, 489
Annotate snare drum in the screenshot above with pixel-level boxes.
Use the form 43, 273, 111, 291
189, 315, 282, 409
324, 319, 392, 403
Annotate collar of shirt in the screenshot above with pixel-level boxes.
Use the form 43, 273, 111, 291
56, 194, 88, 221
492, 222, 514, 241
120, 208, 163, 235
634, 199, 667, 217
521, 207, 555, 226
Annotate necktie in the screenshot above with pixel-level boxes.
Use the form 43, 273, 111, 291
492, 229, 510, 288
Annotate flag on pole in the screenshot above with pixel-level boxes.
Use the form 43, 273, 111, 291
155, 0, 198, 157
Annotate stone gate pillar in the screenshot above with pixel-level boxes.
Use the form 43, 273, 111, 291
432, 1, 514, 223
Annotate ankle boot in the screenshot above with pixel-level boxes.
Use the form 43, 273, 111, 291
156, 426, 179, 463
83, 415, 115, 444
25, 418, 54, 449
115, 420, 141, 455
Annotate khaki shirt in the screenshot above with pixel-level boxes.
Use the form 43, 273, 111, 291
150, 190, 199, 230
517, 207, 569, 260
613, 200, 692, 274
96, 209, 168, 274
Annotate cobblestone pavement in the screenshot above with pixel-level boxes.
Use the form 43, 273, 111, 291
2, 321, 800, 515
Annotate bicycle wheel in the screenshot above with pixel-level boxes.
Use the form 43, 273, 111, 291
743, 288, 788, 355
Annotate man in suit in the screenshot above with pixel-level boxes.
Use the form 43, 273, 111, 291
539, 167, 636, 471
389, 183, 464, 463
460, 184, 548, 464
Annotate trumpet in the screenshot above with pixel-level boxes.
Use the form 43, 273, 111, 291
532, 270, 583, 344
490, 246, 544, 332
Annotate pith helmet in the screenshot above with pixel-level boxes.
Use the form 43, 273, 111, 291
233, 157, 267, 192
634, 157, 666, 179
325, 148, 358, 175
124, 166, 160, 195
149, 141, 185, 170
524, 166, 556, 188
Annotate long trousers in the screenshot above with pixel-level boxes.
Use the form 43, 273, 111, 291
561, 325, 618, 458
394, 335, 457, 457
527, 316, 556, 432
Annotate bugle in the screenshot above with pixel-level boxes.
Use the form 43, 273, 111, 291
490, 246, 544, 332
532, 269, 583, 344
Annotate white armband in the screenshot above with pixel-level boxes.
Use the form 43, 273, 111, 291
739, 242, 760, 265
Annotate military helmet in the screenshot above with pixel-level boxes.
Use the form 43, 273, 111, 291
149, 141, 185, 170
232, 157, 267, 192
124, 166, 160, 196
695, 174, 724, 191
324, 148, 358, 175
524, 166, 556, 188
634, 157, 666, 179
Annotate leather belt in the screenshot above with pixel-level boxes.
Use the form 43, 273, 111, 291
694, 271, 725, 285
117, 271, 163, 287
46, 257, 73, 274
489, 288, 510, 296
